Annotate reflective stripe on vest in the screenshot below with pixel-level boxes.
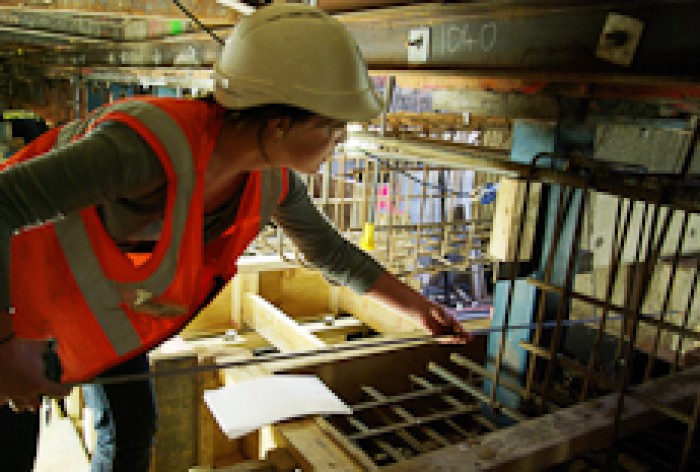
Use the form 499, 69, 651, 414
53, 101, 195, 355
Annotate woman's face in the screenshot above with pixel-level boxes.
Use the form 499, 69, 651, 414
269, 116, 347, 174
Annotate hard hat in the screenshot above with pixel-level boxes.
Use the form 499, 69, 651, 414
213, 4, 383, 122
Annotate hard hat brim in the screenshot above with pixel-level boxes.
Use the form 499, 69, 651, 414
214, 80, 383, 123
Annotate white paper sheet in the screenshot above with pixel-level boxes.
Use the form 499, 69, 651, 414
203, 374, 351, 439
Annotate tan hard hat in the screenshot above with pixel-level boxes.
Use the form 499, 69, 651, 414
213, 4, 383, 122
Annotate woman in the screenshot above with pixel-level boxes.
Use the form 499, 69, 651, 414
0, 4, 467, 471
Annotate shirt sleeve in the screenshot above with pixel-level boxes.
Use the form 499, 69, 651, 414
272, 170, 386, 293
0, 121, 165, 311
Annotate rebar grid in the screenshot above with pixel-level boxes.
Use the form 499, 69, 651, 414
250, 116, 700, 469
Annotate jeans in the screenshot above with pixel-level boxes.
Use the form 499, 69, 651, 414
0, 406, 39, 472
83, 354, 157, 472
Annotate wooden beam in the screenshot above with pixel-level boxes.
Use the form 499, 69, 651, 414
337, 286, 425, 335
243, 294, 326, 353
276, 418, 366, 472
488, 177, 542, 262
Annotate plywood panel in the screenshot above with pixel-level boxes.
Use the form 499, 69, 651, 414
489, 177, 542, 262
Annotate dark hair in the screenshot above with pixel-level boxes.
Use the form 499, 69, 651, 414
226, 104, 315, 127
197, 94, 315, 126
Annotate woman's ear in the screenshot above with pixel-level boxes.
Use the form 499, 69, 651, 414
265, 117, 291, 141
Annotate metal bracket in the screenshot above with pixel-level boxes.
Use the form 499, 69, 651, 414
596, 13, 644, 67
407, 27, 430, 63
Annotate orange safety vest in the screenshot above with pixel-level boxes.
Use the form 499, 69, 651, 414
2, 97, 288, 383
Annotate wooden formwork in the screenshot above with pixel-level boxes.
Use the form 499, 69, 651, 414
150, 259, 447, 472
147, 254, 700, 472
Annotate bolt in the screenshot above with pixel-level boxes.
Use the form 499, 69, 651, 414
605, 30, 630, 47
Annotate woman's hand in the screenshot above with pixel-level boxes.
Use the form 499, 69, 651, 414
0, 337, 70, 412
412, 299, 472, 344
366, 271, 472, 344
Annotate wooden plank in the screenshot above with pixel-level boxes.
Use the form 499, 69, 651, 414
150, 352, 199, 472
216, 363, 277, 462
232, 273, 259, 329
337, 286, 425, 335
243, 293, 326, 353
277, 418, 365, 472
197, 355, 240, 469
270, 269, 332, 318
183, 281, 235, 336
488, 177, 542, 262
386, 365, 700, 472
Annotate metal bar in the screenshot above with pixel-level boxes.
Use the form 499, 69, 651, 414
409, 375, 484, 438
360, 386, 430, 454
644, 210, 690, 381
680, 394, 700, 472
581, 193, 634, 401
347, 403, 480, 441
349, 134, 700, 213
524, 185, 573, 400
421, 427, 451, 448
629, 391, 693, 425
451, 353, 534, 401
348, 417, 370, 433
353, 384, 456, 412
609, 197, 671, 466
375, 439, 406, 463
525, 278, 700, 342
473, 414, 499, 432
522, 340, 618, 394
540, 188, 588, 414
315, 417, 379, 471
428, 362, 525, 422
674, 266, 700, 372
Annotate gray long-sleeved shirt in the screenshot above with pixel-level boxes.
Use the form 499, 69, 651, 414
0, 121, 384, 311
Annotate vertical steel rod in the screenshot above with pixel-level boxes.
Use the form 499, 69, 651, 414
644, 211, 690, 381
539, 188, 588, 414
524, 187, 574, 398
580, 194, 633, 401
